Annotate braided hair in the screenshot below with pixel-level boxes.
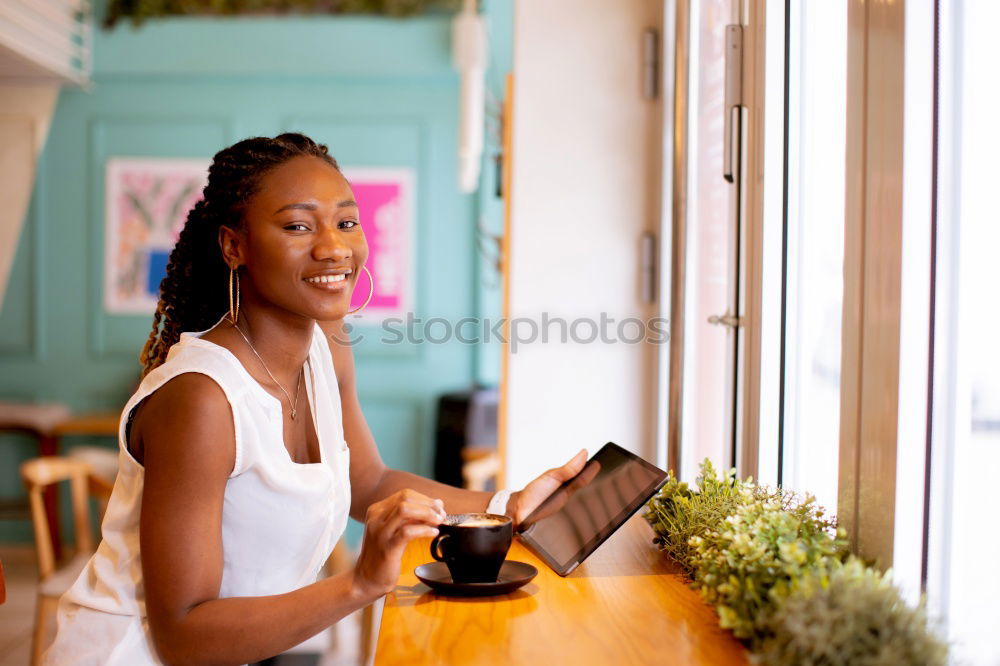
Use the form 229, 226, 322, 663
139, 133, 341, 377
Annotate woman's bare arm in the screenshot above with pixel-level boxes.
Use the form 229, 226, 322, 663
137, 373, 440, 665
320, 320, 495, 520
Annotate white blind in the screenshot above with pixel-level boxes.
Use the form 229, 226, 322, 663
0, 0, 90, 84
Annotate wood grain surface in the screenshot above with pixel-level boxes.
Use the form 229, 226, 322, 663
374, 514, 748, 665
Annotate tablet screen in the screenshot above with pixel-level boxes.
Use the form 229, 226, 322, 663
516, 442, 667, 575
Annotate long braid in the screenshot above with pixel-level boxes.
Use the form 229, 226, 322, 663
139, 133, 341, 376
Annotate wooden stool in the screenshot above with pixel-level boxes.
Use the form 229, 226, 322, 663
21, 456, 112, 665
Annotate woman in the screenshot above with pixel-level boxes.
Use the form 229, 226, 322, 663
45, 134, 585, 665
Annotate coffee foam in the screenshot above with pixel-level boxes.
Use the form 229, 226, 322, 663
456, 518, 506, 527
445, 514, 508, 527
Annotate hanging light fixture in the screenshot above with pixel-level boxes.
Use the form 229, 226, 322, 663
452, 0, 487, 193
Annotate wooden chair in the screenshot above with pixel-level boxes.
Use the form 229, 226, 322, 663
461, 446, 500, 491
65, 445, 118, 519
21, 456, 112, 665
0, 402, 73, 558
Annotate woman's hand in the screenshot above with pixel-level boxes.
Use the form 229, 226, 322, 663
507, 449, 589, 525
352, 489, 446, 599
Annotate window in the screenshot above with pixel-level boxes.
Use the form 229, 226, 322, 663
664, 2, 1000, 660
926, 1, 1000, 662
677, 0, 743, 482
775, 0, 848, 513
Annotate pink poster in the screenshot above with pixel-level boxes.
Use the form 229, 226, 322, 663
342, 168, 415, 324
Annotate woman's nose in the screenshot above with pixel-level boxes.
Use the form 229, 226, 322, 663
313, 225, 351, 261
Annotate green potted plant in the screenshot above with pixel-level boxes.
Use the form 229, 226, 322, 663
645, 460, 947, 665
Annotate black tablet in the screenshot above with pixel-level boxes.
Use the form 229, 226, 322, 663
516, 442, 668, 576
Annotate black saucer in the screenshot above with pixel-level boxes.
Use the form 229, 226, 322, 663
414, 560, 538, 597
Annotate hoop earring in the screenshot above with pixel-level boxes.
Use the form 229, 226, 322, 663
228, 267, 240, 325
347, 265, 374, 315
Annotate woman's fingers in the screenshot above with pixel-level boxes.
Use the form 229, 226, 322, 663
377, 510, 442, 556
395, 489, 446, 517
512, 449, 590, 524
534, 449, 588, 495
392, 523, 440, 547
550, 449, 588, 481
353, 490, 450, 598
367, 490, 446, 551
369, 491, 444, 523
390, 499, 446, 527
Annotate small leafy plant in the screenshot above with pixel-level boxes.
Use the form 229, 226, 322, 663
755, 558, 947, 666
645, 460, 782, 577
645, 460, 946, 665
689, 492, 848, 639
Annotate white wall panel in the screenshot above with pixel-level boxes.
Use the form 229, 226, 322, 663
505, 0, 663, 487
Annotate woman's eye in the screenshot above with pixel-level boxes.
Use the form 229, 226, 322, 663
339, 219, 360, 230
284, 223, 310, 232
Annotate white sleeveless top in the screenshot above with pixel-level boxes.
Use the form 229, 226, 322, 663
44, 323, 352, 665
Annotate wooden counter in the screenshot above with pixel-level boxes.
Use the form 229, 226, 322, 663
374, 514, 749, 665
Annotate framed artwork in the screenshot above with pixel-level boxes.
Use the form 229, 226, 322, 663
104, 157, 208, 314
103, 159, 414, 323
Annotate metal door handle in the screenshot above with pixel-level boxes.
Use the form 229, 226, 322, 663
723, 24, 743, 183
640, 231, 656, 304
708, 311, 743, 329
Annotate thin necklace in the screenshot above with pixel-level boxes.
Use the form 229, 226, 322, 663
233, 321, 303, 420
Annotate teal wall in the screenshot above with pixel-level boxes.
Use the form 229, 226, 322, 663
0, 3, 511, 544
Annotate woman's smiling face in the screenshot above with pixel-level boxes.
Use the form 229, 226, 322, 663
224, 155, 369, 322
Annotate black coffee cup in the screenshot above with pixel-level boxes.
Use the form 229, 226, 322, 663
430, 513, 513, 583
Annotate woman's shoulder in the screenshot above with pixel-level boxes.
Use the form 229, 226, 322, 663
138, 371, 231, 428
127, 335, 251, 459
127, 370, 237, 471
151, 332, 254, 397
146, 368, 230, 404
